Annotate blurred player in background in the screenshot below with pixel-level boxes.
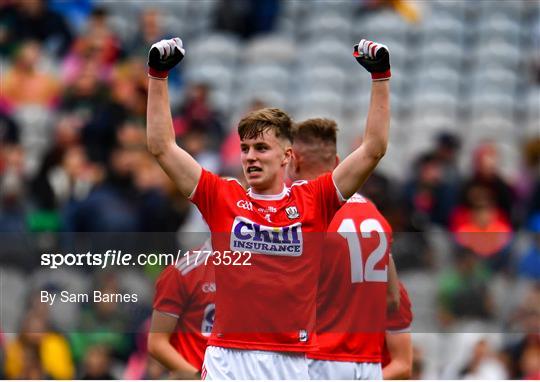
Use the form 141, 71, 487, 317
287, 118, 396, 379
148, 239, 215, 379
382, 282, 414, 380
146, 37, 390, 379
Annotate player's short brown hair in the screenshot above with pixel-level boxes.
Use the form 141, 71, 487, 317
292, 118, 338, 148
238, 107, 293, 143
292, 118, 339, 172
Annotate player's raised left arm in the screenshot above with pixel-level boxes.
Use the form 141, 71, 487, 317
333, 40, 390, 199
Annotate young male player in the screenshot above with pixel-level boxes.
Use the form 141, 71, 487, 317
148, 239, 215, 379
287, 118, 394, 379
146, 37, 391, 379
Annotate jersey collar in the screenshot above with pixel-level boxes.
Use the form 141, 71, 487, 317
247, 184, 288, 200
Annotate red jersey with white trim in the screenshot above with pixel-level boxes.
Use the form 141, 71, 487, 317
308, 194, 392, 363
382, 283, 413, 367
189, 169, 343, 352
153, 240, 215, 371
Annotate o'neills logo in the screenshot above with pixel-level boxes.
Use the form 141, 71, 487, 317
230, 217, 303, 256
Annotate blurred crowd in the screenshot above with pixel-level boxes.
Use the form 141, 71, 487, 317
0, 0, 539, 379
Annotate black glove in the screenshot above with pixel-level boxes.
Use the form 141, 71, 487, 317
353, 39, 391, 81
148, 37, 185, 79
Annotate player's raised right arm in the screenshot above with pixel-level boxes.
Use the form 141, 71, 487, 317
147, 38, 201, 198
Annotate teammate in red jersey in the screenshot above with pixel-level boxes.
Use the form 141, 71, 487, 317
382, 282, 413, 380
287, 118, 395, 379
148, 239, 215, 379
146, 37, 391, 379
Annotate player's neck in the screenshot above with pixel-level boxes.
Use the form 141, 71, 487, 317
250, 182, 286, 197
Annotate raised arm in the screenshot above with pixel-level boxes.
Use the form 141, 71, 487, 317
147, 38, 201, 198
333, 39, 390, 199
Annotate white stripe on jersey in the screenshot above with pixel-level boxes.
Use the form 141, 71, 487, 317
175, 239, 213, 275
155, 310, 180, 319
386, 325, 411, 334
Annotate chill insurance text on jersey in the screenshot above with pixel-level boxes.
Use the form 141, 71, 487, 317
190, 170, 343, 352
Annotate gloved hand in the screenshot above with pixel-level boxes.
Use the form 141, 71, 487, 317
353, 39, 391, 81
148, 37, 185, 79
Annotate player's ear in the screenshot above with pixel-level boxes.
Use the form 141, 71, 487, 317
282, 146, 293, 166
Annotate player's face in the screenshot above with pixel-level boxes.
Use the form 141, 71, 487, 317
240, 130, 291, 194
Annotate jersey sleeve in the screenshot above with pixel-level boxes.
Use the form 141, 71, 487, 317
314, 172, 346, 226
386, 284, 413, 332
153, 265, 187, 318
189, 169, 225, 228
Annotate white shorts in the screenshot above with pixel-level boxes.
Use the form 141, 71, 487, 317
202, 346, 309, 380
308, 359, 382, 380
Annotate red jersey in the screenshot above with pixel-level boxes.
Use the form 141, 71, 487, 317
382, 283, 413, 367
190, 169, 343, 352
153, 240, 215, 371
308, 194, 392, 363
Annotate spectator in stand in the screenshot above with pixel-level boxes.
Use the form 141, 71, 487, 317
49, 0, 94, 34
451, 184, 513, 269
432, 131, 462, 187
459, 339, 508, 379
174, 83, 225, 152
60, 61, 109, 125
389, 202, 434, 270
359, 171, 395, 214
0, 110, 20, 148
0, 109, 27, 233
1, 40, 61, 109
459, 141, 514, 223
516, 215, 540, 281
529, 182, 540, 222
530, 16, 540, 84
0, 170, 26, 233
81, 63, 147, 164
504, 284, 540, 379
61, 7, 121, 84
125, 9, 183, 89
516, 138, 540, 225
214, 0, 280, 39
69, 273, 133, 365
438, 247, 494, 327
181, 129, 221, 174
4, 311, 75, 379
61, 143, 140, 232
30, 116, 83, 211
120, 121, 187, 232
403, 152, 456, 228
80, 345, 115, 379
9, 0, 73, 57
127, 8, 170, 60
62, 120, 187, 234
0, 141, 26, 233
0, 1, 19, 57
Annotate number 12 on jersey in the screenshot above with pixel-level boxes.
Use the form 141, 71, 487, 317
337, 218, 388, 283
